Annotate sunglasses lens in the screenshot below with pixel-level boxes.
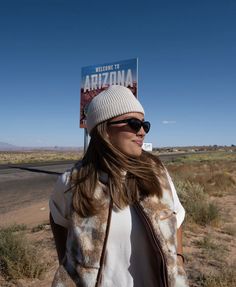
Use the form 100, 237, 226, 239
143, 122, 151, 133
129, 119, 141, 132
128, 119, 151, 133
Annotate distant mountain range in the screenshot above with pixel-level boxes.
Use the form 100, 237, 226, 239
0, 141, 234, 152
0, 142, 19, 150
0, 142, 82, 151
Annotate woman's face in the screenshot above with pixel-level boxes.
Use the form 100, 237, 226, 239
107, 112, 147, 158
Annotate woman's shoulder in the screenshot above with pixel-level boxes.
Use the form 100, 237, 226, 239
53, 160, 82, 193
58, 160, 82, 185
49, 160, 91, 228
60, 170, 71, 186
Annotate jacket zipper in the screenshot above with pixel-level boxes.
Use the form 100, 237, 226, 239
134, 201, 169, 287
95, 198, 113, 287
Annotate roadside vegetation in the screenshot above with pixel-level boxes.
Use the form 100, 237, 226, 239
174, 179, 220, 226
0, 224, 48, 281
0, 150, 82, 165
166, 150, 236, 163
165, 151, 236, 287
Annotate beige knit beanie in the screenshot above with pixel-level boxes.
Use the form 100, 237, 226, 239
86, 85, 144, 134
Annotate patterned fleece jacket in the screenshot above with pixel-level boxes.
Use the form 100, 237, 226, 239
51, 166, 189, 287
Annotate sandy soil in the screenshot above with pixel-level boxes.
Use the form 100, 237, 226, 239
0, 200, 50, 228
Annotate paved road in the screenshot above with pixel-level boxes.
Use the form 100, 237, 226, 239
0, 153, 189, 214
0, 163, 74, 214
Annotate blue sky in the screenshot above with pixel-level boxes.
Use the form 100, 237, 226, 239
0, 0, 235, 147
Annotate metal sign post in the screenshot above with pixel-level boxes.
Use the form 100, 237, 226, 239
84, 128, 89, 154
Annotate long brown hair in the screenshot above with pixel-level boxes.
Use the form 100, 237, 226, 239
71, 121, 165, 217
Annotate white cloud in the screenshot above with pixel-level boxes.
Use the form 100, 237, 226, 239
162, 120, 177, 124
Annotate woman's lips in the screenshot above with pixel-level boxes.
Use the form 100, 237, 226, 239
134, 140, 143, 147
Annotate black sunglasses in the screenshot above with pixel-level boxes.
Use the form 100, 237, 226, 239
108, 118, 151, 133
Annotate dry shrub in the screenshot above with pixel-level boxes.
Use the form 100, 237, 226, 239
206, 172, 236, 194
193, 236, 227, 260
222, 224, 236, 236
166, 157, 236, 197
174, 180, 220, 226
199, 263, 236, 287
31, 223, 48, 233
0, 150, 82, 164
0, 225, 47, 281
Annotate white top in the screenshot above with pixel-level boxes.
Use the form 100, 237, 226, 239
49, 169, 185, 287
101, 206, 162, 287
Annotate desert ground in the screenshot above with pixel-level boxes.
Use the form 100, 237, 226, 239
0, 150, 235, 287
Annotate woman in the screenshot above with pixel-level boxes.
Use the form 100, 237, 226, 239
49, 85, 189, 287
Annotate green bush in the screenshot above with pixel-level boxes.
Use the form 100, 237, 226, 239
174, 179, 220, 226
0, 225, 47, 280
